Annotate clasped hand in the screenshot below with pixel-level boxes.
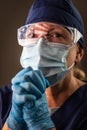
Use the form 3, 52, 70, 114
7, 67, 55, 130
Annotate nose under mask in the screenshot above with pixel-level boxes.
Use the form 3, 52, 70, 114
20, 38, 74, 86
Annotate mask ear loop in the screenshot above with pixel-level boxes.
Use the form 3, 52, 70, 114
68, 63, 75, 70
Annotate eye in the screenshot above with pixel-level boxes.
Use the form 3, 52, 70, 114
28, 33, 34, 38
25, 26, 35, 38
25, 28, 35, 38
51, 32, 65, 38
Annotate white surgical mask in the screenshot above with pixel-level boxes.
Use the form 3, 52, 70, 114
20, 38, 74, 86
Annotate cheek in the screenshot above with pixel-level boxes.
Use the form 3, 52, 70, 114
66, 47, 77, 67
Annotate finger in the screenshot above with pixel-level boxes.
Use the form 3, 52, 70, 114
11, 67, 33, 84
11, 67, 32, 84
13, 93, 36, 104
25, 70, 46, 93
35, 70, 50, 87
12, 84, 25, 94
20, 82, 42, 99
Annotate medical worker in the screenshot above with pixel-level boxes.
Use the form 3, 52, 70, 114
2, 0, 87, 130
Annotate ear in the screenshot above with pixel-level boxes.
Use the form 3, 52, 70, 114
75, 44, 84, 64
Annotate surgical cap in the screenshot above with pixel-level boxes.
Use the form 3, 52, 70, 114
25, 0, 85, 47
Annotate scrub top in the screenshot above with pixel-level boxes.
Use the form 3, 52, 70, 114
1, 84, 87, 130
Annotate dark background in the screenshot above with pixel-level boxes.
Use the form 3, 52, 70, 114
0, 0, 87, 87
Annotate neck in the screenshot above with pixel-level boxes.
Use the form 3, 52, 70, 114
46, 71, 85, 108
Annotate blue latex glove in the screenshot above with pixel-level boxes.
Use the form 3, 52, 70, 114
6, 67, 34, 130
23, 93, 55, 130
12, 67, 49, 104
6, 99, 26, 130
6, 67, 36, 130
6, 69, 30, 130
12, 67, 54, 130
7, 67, 55, 130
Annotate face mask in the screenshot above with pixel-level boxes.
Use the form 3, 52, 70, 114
20, 38, 74, 86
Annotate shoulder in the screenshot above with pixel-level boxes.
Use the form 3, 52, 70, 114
0, 84, 12, 105
0, 84, 12, 94
51, 84, 87, 129
80, 83, 87, 98
0, 85, 12, 127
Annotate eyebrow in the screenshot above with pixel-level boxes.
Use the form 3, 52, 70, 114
48, 27, 68, 35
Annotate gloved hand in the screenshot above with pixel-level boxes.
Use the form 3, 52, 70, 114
6, 99, 26, 130
11, 67, 49, 104
7, 67, 55, 130
23, 93, 55, 130
6, 68, 29, 130
6, 67, 36, 130
12, 67, 54, 130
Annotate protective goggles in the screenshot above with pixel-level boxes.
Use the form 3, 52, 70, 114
17, 22, 82, 47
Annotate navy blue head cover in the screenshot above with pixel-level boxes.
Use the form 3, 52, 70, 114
25, 0, 84, 47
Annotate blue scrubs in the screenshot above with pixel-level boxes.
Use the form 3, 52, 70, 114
0, 85, 12, 129
51, 84, 87, 130
0, 84, 87, 130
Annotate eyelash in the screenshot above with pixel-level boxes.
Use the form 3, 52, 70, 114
26, 31, 65, 39
49, 32, 65, 39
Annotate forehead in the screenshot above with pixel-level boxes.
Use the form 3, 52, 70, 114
32, 22, 70, 33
